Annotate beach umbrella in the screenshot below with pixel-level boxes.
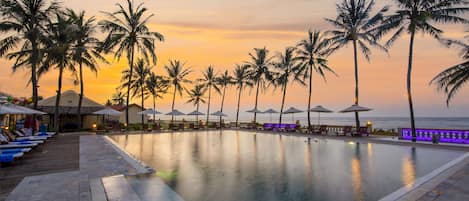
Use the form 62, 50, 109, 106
283, 107, 304, 123
92, 108, 122, 129
263, 108, 278, 123
0, 104, 23, 115
339, 104, 373, 113
211, 111, 228, 117
9, 104, 46, 115
246, 108, 263, 113
310, 105, 333, 125
137, 109, 162, 115
166, 109, 185, 121
187, 110, 205, 122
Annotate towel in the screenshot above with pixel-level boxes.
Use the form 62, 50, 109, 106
0, 153, 14, 163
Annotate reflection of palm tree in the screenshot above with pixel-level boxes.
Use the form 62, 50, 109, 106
431, 36, 469, 106
233, 64, 253, 126
377, 0, 468, 141
146, 72, 169, 124
99, 0, 164, 129
67, 10, 106, 129
297, 31, 336, 128
273, 47, 305, 124
165, 60, 192, 122
246, 47, 274, 123
199, 66, 220, 124
121, 59, 151, 128
186, 84, 207, 122
326, 0, 388, 130
0, 0, 59, 129
216, 70, 234, 124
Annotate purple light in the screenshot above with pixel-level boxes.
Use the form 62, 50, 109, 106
400, 128, 469, 144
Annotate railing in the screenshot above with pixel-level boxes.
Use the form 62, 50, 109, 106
399, 128, 469, 144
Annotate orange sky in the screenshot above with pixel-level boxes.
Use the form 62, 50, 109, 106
0, 0, 467, 117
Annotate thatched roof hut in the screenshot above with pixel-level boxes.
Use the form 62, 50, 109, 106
37, 90, 104, 114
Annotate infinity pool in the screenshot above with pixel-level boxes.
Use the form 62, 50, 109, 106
110, 130, 463, 201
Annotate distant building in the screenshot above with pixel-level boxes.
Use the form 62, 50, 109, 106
110, 104, 148, 125
37, 90, 104, 131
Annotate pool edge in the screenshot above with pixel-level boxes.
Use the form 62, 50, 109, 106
379, 152, 469, 201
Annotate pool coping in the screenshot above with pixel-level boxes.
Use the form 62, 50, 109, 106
379, 152, 469, 201
102, 135, 155, 175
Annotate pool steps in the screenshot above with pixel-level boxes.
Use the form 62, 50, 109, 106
102, 175, 141, 201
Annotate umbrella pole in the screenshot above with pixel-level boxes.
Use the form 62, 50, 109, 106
318, 113, 320, 126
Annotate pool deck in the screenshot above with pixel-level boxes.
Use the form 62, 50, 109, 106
1, 129, 468, 201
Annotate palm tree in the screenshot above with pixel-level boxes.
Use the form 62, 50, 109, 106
186, 84, 207, 122
146, 72, 169, 125
297, 30, 337, 128
39, 14, 79, 132
325, 0, 388, 130
233, 64, 253, 126
245, 47, 274, 123
121, 59, 151, 129
67, 10, 106, 129
165, 60, 192, 122
216, 70, 234, 124
431, 36, 469, 106
376, 0, 468, 141
0, 0, 59, 118
199, 66, 220, 124
112, 90, 126, 106
99, 0, 164, 130
273, 47, 305, 124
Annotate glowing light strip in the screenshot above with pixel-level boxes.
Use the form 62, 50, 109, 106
400, 128, 469, 144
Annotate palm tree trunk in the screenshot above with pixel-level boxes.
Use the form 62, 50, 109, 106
31, 41, 39, 133
206, 86, 212, 124
254, 81, 260, 123
279, 84, 287, 124
196, 102, 199, 122
235, 86, 242, 127
307, 63, 313, 129
125, 47, 135, 131
77, 63, 84, 130
352, 39, 360, 130
171, 84, 177, 122
54, 66, 64, 132
407, 31, 417, 142
153, 95, 156, 128
220, 86, 227, 125
141, 84, 144, 130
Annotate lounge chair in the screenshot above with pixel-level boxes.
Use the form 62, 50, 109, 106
2, 132, 44, 145
353, 127, 370, 137
14, 131, 49, 141
0, 152, 24, 163
285, 124, 298, 132
314, 125, 328, 135
263, 123, 274, 131
0, 148, 31, 153
336, 126, 352, 136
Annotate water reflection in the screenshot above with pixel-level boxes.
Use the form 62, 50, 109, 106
111, 131, 462, 201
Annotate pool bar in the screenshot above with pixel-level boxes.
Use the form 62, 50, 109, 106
399, 128, 469, 144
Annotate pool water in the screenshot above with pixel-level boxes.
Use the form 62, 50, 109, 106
110, 130, 463, 201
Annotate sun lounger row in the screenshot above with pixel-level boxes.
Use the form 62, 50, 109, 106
0, 129, 56, 164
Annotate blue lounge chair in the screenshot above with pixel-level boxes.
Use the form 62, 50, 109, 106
0, 148, 31, 153
0, 152, 24, 163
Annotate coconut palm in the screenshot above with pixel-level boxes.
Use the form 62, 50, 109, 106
376, 0, 468, 141
216, 70, 234, 124
165, 60, 192, 122
121, 59, 152, 129
233, 64, 253, 126
297, 30, 337, 128
273, 47, 306, 124
199, 66, 221, 124
325, 0, 388, 130
245, 47, 274, 123
431, 36, 469, 106
67, 9, 106, 129
39, 14, 79, 132
146, 72, 169, 124
186, 84, 207, 122
112, 90, 126, 106
0, 0, 60, 112
99, 0, 164, 129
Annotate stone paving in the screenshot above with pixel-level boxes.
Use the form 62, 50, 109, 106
6, 135, 139, 201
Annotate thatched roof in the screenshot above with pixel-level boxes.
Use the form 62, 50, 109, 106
37, 90, 104, 114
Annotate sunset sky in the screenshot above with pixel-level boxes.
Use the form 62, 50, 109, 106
0, 0, 467, 118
